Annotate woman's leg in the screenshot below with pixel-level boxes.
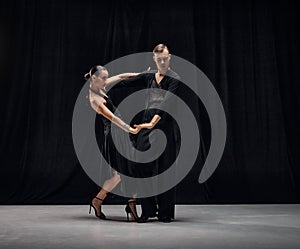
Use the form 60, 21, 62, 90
125, 196, 139, 222
91, 171, 121, 219
99, 171, 121, 194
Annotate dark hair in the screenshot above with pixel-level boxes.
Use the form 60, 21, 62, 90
84, 65, 107, 80
153, 44, 169, 54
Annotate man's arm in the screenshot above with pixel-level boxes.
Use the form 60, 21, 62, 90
155, 76, 180, 117
136, 75, 180, 130
134, 114, 161, 129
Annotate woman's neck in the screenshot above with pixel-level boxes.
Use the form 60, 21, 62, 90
90, 86, 108, 98
90, 85, 105, 92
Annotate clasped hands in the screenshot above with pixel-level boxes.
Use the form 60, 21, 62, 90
128, 122, 155, 135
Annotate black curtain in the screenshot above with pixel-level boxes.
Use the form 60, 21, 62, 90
0, 0, 299, 204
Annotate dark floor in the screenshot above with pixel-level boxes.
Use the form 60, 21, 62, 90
1, 204, 300, 249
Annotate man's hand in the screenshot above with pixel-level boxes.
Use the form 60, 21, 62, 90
134, 123, 154, 130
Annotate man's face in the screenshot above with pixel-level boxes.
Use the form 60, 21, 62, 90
153, 49, 171, 72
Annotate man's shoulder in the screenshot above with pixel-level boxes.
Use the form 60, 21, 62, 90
139, 70, 155, 79
166, 69, 180, 81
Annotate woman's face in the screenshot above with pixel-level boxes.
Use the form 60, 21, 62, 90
91, 70, 109, 89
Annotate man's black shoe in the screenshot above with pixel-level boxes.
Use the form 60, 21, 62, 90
158, 216, 172, 223
137, 216, 149, 223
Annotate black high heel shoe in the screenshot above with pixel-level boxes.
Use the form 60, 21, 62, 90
125, 199, 139, 222
89, 197, 106, 220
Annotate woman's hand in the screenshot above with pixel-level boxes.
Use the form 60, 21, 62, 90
128, 126, 142, 134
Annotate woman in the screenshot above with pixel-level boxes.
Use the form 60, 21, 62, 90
84, 65, 140, 221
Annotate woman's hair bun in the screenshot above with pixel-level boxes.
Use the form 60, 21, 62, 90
84, 72, 91, 80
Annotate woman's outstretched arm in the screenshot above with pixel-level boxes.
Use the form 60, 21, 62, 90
105, 73, 140, 87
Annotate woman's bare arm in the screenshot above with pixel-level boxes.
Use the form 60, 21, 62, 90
89, 94, 140, 134
105, 73, 140, 87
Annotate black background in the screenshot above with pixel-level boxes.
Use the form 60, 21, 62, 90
0, 0, 299, 204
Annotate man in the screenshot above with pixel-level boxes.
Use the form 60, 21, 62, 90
117, 44, 180, 222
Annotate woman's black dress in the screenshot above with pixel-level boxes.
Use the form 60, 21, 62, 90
90, 89, 134, 193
